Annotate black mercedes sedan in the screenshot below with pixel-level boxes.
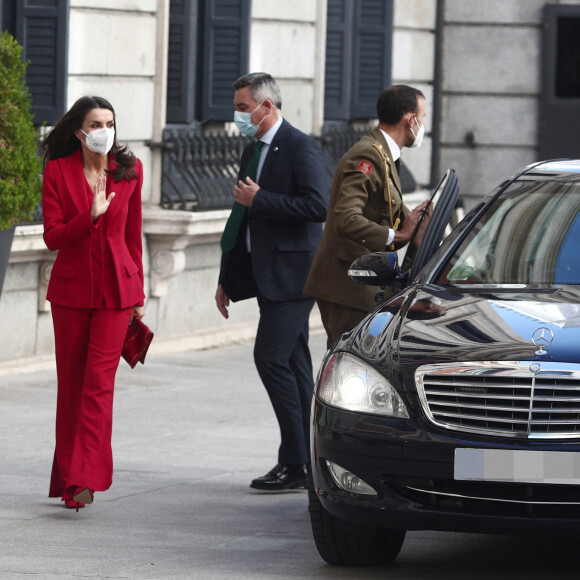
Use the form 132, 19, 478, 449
309, 160, 580, 566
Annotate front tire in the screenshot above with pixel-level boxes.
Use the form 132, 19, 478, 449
308, 482, 405, 566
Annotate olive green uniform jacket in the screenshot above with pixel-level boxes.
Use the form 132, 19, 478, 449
304, 127, 417, 312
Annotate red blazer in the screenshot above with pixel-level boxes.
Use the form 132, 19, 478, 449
42, 149, 145, 309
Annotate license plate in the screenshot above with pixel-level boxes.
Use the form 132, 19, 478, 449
454, 448, 580, 485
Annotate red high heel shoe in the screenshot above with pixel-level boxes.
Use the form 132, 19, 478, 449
64, 498, 85, 512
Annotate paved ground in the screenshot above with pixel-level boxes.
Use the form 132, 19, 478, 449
1, 333, 580, 579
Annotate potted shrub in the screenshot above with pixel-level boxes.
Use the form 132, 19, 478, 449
0, 31, 42, 298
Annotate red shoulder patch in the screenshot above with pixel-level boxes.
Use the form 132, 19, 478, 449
356, 160, 373, 175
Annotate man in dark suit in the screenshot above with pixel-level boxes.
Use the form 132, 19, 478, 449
215, 73, 329, 491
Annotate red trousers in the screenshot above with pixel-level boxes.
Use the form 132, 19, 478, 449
49, 304, 132, 498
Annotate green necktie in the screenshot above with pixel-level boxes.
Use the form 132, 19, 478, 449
220, 141, 263, 253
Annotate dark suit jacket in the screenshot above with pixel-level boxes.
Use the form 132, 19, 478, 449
219, 119, 329, 302
42, 149, 145, 309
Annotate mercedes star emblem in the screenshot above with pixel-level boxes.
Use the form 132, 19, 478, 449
531, 327, 554, 356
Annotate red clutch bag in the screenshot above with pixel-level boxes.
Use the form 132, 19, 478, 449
122, 318, 154, 369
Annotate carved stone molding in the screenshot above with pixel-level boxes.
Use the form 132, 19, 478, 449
11, 225, 53, 263
148, 236, 189, 297
38, 260, 55, 312
143, 206, 228, 297
7, 225, 56, 312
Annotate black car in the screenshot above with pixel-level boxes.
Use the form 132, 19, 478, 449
309, 160, 580, 566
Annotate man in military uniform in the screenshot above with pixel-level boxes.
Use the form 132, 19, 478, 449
304, 85, 432, 348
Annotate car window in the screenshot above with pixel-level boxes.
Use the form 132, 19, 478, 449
436, 179, 580, 285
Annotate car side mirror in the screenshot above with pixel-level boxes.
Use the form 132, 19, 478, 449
348, 252, 407, 287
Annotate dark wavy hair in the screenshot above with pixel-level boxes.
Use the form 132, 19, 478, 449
42, 96, 137, 182
376, 85, 425, 125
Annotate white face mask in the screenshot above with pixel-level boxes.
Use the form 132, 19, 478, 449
409, 116, 424, 149
81, 127, 115, 155
233, 102, 265, 137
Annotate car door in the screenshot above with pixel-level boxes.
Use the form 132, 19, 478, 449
408, 169, 460, 279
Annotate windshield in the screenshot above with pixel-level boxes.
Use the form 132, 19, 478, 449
436, 179, 580, 285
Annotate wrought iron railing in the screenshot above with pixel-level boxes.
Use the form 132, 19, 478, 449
158, 127, 252, 211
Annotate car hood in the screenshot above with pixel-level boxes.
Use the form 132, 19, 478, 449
348, 286, 580, 366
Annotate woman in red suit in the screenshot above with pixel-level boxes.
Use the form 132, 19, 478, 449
42, 96, 145, 511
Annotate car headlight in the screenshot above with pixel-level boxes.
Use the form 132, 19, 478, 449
317, 351, 409, 418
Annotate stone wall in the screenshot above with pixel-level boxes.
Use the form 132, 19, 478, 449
438, 0, 548, 209
0, 227, 54, 370
392, 0, 437, 189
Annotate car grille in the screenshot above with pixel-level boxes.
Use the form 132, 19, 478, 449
415, 362, 580, 439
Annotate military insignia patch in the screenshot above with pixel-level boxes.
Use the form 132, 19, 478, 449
356, 160, 373, 175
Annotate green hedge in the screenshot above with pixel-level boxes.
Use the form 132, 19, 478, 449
0, 31, 42, 231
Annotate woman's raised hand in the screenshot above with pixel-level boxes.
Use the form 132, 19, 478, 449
91, 174, 115, 222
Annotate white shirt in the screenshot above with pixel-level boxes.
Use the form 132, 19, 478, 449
380, 128, 401, 164
379, 129, 400, 247
256, 116, 283, 181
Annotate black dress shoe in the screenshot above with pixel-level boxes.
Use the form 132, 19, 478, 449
250, 464, 308, 491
